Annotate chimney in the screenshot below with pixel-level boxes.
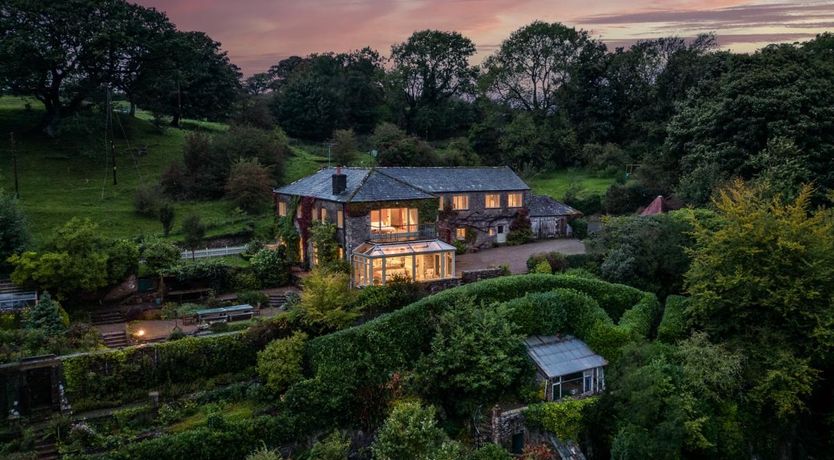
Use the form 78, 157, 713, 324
332, 166, 347, 195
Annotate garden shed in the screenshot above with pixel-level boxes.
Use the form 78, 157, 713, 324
527, 195, 581, 239
525, 335, 607, 401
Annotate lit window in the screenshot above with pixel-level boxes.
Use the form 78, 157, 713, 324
485, 193, 501, 208
297, 205, 302, 218
508, 192, 523, 208
337, 210, 344, 228
438, 196, 444, 210
338, 246, 345, 260
452, 195, 469, 210
321, 208, 328, 222
456, 227, 466, 240
489, 227, 497, 236
370, 208, 419, 235
278, 201, 287, 217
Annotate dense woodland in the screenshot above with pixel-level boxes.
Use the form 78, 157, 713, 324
2, 1, 834, 459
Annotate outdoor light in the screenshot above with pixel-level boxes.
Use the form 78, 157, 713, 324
135, 329, 145, 337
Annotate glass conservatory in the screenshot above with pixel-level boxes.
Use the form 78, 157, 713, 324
352, 239, 456, 286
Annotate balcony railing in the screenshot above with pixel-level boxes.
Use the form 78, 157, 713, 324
369, 223, 437, 242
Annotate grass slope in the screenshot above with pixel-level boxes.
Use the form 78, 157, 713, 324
0, 97, 326, 246
527, 168, 617, 199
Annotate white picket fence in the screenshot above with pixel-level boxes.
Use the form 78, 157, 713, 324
181, 245, 247, 260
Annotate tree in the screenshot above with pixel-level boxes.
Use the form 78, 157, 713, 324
0, 0, 174, 134
506, 208, 534, 246
371, 400, 448, 460
295, 269, 357, 331
389, 30, 477, 134
8, 218, 135, 301
256, 331, 307, 394
225, 158, 272, 214
134, 30, 241, 127
23, 292, 68, 335
0, 190, 30, 273
158, 202, 175, 236
481, 22, 606, 116
141, 238, 180, 274
250, 247, 291, 288
181, 215, 205, 259
685, 180, 834, 454
414, 298, 526, 414
665, 38, 834, 203
331, 129, 357, 165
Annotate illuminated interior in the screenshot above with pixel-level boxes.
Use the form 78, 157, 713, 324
370, 208, 419, 236
352, 240, 456, 286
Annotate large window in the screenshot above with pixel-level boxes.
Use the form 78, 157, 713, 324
370, 208, 419, 236
508, 192, 523, 208
352, 241, 456, 286
485, 193, 501, 208
551, 368, 604, 401
452, 195, 469, 210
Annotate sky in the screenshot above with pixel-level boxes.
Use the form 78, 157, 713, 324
134, 0, 834, 75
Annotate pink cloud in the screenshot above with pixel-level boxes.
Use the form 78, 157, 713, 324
132, 0, 834, 75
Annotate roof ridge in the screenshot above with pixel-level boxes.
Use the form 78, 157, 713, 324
344, 168, 375, 202
374, 168, 438, 196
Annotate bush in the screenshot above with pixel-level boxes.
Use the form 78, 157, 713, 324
133, 185, 163, 217
162, 259, 236, 292
141, 238, 181, 274
238, 290, 269, 308
331, 129, 357, 165
570, 218, 588, 239
371, 401, 447, 460
507, 209, 533, 246
159, 201, 176, 237
526, 252, 568, 273
295, 269, 357, 330
257, 331, 308, 394
657, 295, 689, 343
525, 397, 598, 441
354, 275, 423, 317
250, 247, 291, 288
603, 182, 660, 215
225, 158, 273, 214
532, 260, 552, 274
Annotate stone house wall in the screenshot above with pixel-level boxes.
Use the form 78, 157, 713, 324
436, 190, 530, 249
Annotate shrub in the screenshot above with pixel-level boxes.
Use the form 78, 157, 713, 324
331, 129, 357, 165
23, 292, 68, 334
141, 238, 181, 274
250, 247, 291, 287
603, 182, 660, 215
181, 215, 206, 256
570, 218, 588, 239
158, 202, 175, 237
238, 290, 269, 308
525, 397, 598, 441
507, 208, 533, 246
657, 295, 689, 343
526, 252, 568, 273
295, 269, 357, 330
354, 275, 423, 317
225, 158, 273, 214
133, 185, 163, 217
532, 260, 552, 274
308, 431, 351, 460
257, 331, 308, 394
162, 259, 236, 292
371, 401, 447, 460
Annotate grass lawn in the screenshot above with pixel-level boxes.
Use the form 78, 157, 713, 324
0, 96, 318, 246
527, 168, 618, 199
168, 400, 257, 433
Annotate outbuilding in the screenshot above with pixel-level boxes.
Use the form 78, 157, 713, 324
525, 335, 607, 401
527, 195, 581, 239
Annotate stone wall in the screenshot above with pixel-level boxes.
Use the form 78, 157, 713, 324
437, 190, 529, 249
461, 267, 507, 284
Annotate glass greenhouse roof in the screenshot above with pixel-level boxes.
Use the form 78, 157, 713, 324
353, 239, 456, 258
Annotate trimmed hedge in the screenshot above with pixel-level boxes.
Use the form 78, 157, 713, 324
657, 295, 689, 343
289, 274, 659, 426
525, 397, 598, 442
63, 318, 294, 406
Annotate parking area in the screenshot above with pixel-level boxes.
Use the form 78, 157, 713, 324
456, 239, 586, 275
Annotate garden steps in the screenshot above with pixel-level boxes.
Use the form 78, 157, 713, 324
91, 310, 125, 325
268, 294, 287, 309
101, 330, 129, 348
34, 433, 58, 460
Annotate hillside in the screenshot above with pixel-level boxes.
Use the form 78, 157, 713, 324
0, 97, 326, 245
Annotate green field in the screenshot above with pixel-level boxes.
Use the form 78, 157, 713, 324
527, 168, 617, 199
0, 97, 325, 246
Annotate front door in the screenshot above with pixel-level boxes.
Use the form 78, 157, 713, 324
496, 225, 507, 244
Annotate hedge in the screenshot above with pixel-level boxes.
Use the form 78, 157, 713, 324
63, 318, 294, 406
290, 274, 658, 426
657, 295, 690, 343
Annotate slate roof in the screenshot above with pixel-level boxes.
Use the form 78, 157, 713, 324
274, 168, 433, 203
274, 166, 529, 202
528, 195, 581, 217
378, 166, 529, 193
525, 335, 607, 378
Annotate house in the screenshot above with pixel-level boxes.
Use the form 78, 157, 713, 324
273, 166, 578, 287
525, 335, 607, 401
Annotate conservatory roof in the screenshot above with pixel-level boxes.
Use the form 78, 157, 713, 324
525, 335, 607, 378
353, 239, 456, 258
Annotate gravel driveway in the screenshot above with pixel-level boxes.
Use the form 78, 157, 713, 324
456, 239, 586, 275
